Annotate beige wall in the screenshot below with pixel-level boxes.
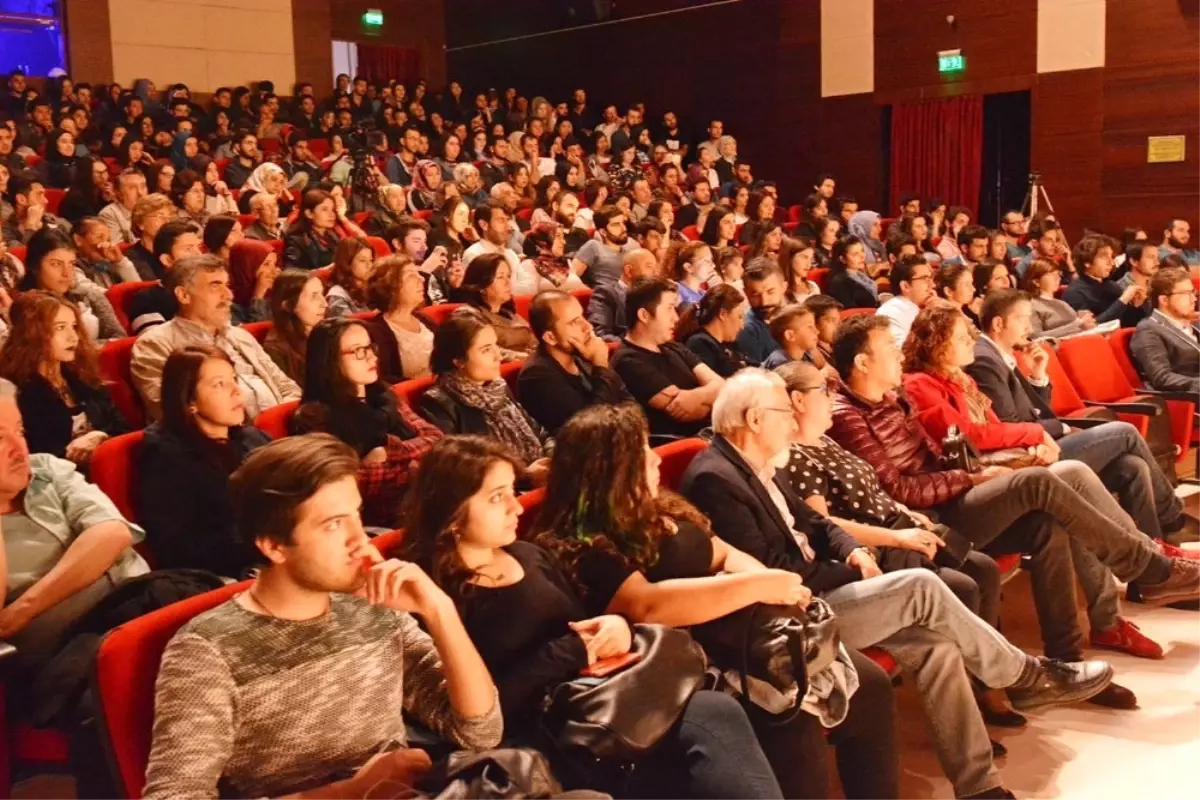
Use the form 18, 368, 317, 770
1037, 0, 1106, 73
109, 0, 296, 92
821, 0, 874, 97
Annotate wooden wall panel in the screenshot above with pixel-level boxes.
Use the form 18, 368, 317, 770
1030, 69, 1103, 241
65, 0, 114, 83
330, 0, 446, 88
873, 0, 1038, 103
292, 0, 333, 92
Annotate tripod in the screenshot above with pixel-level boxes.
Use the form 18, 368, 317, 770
1020, 171, 1067, 246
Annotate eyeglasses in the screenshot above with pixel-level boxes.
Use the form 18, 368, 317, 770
757, 406, 795, 415
1168, 289, 1198, 298
793, 385, 830, 397
341, 342, 379, 360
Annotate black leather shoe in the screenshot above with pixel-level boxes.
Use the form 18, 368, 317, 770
1008, 657, 1114, 711
991, 739, 1008, 758
963, 787, 1016, 799
980, 705, 1027, 728
1085, 681, 1138, 709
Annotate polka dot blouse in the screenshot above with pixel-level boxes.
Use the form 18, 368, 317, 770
783, 437, 903, 526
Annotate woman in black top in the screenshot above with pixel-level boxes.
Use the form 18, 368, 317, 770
42, 129, 79, 189
680, 284, 748, 378
58, 157, 112, 223
291, 317, 444, 528
535, 404, 900, 800
401, 435, 785, 799
0, 292, 128, 463
738, 190, 778, 246
137, 345, 269, 577
825, 234, 879, 310
284, 189, 342, 269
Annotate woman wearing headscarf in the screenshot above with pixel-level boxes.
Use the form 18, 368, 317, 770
169, 131, 197, 171
520, 223, 585, 293
236, 162, 295, 217
227, 239, 279, 324
407, 158, 445, 212
848, 209, 887, 275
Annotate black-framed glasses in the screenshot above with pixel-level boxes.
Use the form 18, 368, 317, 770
341, 342, 379, 360
793, 384, 831, 397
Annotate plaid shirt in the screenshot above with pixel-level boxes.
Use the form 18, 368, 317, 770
357, 401, 443, 528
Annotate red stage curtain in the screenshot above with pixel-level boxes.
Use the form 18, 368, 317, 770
889, 95, 984, 215
357, 45, 422, 86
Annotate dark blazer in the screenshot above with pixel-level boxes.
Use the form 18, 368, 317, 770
586, 281, 627, 342
679, 435, 862, 595
1131, 312, 1200, 394
15, 373, 130, 459
826, 270, 879, 310
964, 338, 1066, 438
283, 229, 341, 270
137, 423, 270, 577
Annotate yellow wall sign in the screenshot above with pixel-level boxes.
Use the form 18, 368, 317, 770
1147, 135, 1187, 163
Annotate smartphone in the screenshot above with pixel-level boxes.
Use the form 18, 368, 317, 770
580, 651, 642, 678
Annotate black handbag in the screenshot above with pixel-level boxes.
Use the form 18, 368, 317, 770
938, 425, 980, 473
542, 623, 706, 762
691, 598, 841, 722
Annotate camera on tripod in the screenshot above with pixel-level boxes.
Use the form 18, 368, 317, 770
344, 119, 385, 211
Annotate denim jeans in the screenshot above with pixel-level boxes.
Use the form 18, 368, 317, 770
824, 570, 1031, 798
1058, 421, 1184, 539
935, 464, 1166, 655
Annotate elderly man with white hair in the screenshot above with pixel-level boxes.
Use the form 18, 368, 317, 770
679, 368, 1116, 800
242, 191, 283, 242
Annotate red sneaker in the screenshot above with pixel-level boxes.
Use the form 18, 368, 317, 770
1091, 618, 1164, 660
1158, 540, 1200, 561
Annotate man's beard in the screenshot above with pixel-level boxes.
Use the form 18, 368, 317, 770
606, 233, 628, 246
555, 211, 576, 227
1168, 235, 1188, 250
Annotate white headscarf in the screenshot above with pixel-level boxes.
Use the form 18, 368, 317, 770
243, 162, 285, 195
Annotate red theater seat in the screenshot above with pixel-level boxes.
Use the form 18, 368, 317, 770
91, 430, 146, 523
254, 400, 300, 440
106, 280, 159, 336
99, 337, 146, 428
241, 321, 272, 343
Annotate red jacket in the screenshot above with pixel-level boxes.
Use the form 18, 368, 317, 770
829, 385, 974, 509
902, 371, 1045, 453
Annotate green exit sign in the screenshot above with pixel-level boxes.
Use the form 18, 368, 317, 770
938, 51, 965, 73
362, 9, 384, 26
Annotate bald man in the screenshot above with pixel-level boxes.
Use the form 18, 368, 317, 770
586, 247, 660, 342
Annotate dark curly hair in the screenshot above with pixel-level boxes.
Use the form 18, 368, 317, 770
901, 303, 971, 375
534, 404, 713, 599
401, 435, 524, 608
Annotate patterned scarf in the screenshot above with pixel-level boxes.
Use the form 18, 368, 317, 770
528, 223, 571, 287
947, 368, 992, 425
439, 372, 543, 464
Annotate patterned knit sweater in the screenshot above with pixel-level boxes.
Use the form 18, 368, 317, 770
142, 594, 503, 799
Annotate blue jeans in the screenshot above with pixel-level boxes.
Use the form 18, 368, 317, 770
1057, 421, 1183, 539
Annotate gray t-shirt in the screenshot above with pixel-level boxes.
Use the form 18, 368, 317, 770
576, 238, 637, 288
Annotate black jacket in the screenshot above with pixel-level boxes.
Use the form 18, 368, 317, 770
126, 282, 177, 333
284, 229, 341, 270
679, 435, 862, 595
826, 270, 879, 310
964, 338, 1066, 438
137, 423, 271, 577
418, 384, 550, 445
15, 373, 129, 459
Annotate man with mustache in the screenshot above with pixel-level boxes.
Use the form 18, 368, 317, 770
571, 204, 638, 288
132, 254, 300, 421
736, 258, 788, 365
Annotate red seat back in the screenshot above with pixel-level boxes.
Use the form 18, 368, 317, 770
808, 268, 829, 292
8, 245, 26, 265
352, 211, 371, 226
654, 438, 708, 491
840, 307, 875, 319
413, 210, 433, 222
313, 265, 334, 287
787, 204, 802, 223
681, 225, 699, 242
392, 374, 437, 409
1022, 342, 1084, 416
364, 236, 391, 259
267, 239, 284, 260
241, 321, 272, 343
99, 337, 146, 428
90, 431, 146, 523
513, 294, 534, 322
1057, 336, 1137, 404
516, 207, 533, 223
253, 400, 299, 439
43, 188, 65, 214
106, 280, 158, 336
307, 139, 329, 160
1108, 328, 1143, 388
214, 158, 230, 181
237, 214, 256, 230
422, 302, 462, 327
94, 582, 248, 799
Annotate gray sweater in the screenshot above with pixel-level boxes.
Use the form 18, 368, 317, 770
142, 594, 502, 799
